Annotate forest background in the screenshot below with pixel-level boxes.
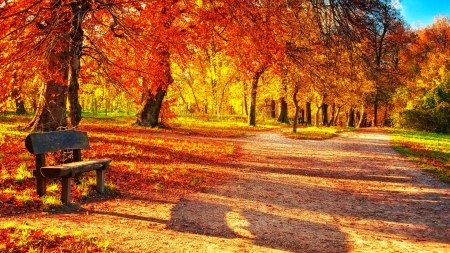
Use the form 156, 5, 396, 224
1, 0, 450, 133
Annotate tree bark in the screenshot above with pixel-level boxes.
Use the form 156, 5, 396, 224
67, 2, 90, 128
27, 34, 70, 132
270, 99, 276, 118
334, 105, 342, 126
315, 105, 321, 127
306, 101, 312, 125
299, 109, 305, 123
136, 49, 172, 128
373, 92, 379, 127
136, 86, 167, 127
249, 66, 266, 126
11, 76, 26, 114
278, 98, 290, 124
277, 63, 289, 124
357, 104, 366, 128
347, 107, 355, 127
243, 81, 248, 116
322, 103, 329, 126
329, 103, 336, 126
292, 86, 300, 133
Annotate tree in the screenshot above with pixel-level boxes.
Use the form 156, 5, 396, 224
1, 1, 186, 131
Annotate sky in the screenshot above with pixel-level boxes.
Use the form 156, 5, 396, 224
397, 0, 450, 28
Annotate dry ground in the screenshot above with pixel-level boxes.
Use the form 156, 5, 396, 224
2, 129, 450, 252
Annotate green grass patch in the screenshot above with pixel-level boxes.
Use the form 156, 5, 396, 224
390, 129, 450, 183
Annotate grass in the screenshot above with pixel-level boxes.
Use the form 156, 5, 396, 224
14, 163, 32, 183
283, 126, 354, 140
166, 116, 284, 137
390, 129, 450, 183
41, 195, 62, 208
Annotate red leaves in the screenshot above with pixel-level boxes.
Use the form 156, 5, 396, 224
1, 117, 234, 216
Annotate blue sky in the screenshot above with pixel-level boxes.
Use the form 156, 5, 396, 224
398, 0, 450, 28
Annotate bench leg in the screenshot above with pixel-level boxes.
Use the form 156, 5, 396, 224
61, 177, 71, 204
96, 169, 105, 193
35, 172, 47, 197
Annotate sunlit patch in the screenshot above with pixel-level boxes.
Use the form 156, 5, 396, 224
225, 209, 255, 239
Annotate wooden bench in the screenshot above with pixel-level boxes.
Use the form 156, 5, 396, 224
25, 129, 111, 204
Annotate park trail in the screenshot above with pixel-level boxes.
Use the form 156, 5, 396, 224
3, 129, 450, 252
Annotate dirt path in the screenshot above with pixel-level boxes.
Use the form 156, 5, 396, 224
3, 129, 450, 252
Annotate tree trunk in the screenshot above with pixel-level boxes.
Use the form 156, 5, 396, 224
243, 81, 248, 116
28, 81, 69, 132
373, 94, 379, 127
67, 3, 90, 128
322, 103, 329, 126
306, 102, 312, 125
278, 98, 290, 124
136, 86, 167, 127
270, 99, 276, 118
357, 104, 365, 128
27, 35, 70, 132
329, 103, 336, 126
277, 64, 289, 124
12, 85, 26, 115
334, 105, 342, 126
249, 67, 266, 126
136, 49, 172, 128
347, 107, 355, 127
314, 105, 322, 127
292, 86, 300, 133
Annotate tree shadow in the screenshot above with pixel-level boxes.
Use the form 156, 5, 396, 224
167, 198, 350, 252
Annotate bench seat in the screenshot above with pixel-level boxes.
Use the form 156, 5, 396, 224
39, 159, 111, 178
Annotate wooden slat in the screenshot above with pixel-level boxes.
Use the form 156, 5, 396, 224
40, 159, 111, 178
25, 130, 90, 154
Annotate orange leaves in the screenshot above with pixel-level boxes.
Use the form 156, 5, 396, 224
0, 226, 110, 252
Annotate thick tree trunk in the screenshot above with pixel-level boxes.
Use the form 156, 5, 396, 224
347, 107, 355, 127
292, 86, 300, 133
136, 86, 167, 127
278, 98, 290, 124
28, 81, 69, 132
27, 35, 70, 132
322, 103, 329, 126
67, 4, 87, 128
306, 102, 312, 125
249, 67, 266, 126
136, 49, 172, 128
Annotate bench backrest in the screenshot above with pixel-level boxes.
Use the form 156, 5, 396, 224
25, 129, 90, 155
